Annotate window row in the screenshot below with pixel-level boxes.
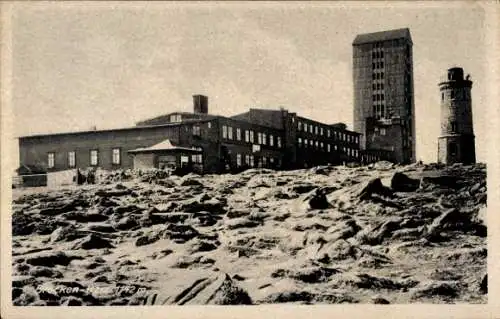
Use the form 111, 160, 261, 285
372, 83, 384, 90
191, 147, 203, 164
372, 72, 385, 80
373, 104, 386, 120
372, 50, 384, 59
297, 138, 359, 155
297, 122, 358, 143
235, 154, 278, 168
47, 149, 121, 168
372, 93, 385, 101
222, 125, 281, 147
372, 61, 384, 69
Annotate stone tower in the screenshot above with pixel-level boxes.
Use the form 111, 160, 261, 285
438, 67, 475, 165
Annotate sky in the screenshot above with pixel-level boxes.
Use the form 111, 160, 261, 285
7, 1, 494, 164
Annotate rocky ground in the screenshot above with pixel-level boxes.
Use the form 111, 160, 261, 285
11, 162, 487, 306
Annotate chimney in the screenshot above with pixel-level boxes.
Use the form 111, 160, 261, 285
193, 95, 208, 114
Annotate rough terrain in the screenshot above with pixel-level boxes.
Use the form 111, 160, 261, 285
11, 162, 487, 305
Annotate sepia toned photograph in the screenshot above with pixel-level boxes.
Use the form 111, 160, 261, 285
1, 1, 498, 317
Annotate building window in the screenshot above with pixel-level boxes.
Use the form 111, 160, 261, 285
192, 148, 203, 164
68, 151, 76, 168
193, 125, 201, 136
314, 126, 318, 135
170, 114, 182, 122
310, 140, 313, 147
298, 122, 302, 131
245, 130, 250, 142
249, 131, 254, 143
380, 128, 386, 136
222, 125, 228, 139
262, 133, 267, 145
320, 127, 324, 136
451, 121, 458, 132
236, 154, 242, 167
262, 157, 267, 166
208, 122, 212, 129
298, 137, 302, 146
245, 155, 250, 166
90, 150, 98, 166
277, 136, 282, 148
304, 139, 308, 147
270, 135, 274, 146
228, 126, 233, 140
310, 125, 313, 134
315, 141, 319, 148
236, 128, 241, 141
327, 144, 331, 152
327, 130, 331, 138
257, 132, 262, 144
47, 152, 55, 168
320, 142, 324, 149
112, 148, 121, 165
250, 155, 254, 167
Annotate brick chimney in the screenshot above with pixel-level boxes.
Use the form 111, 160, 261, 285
193, 95, 208, 114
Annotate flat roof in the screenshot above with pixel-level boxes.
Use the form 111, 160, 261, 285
353, 28, 412, 45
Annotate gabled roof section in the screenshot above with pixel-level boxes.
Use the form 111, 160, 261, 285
128, 139, 201, 154
353, 28, 412, 45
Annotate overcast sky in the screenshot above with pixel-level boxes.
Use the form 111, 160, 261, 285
8, 2, 494, 163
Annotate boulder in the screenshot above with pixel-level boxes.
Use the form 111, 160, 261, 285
135, 234, 160, 247
163, 224, 199, 242
50, 225, 83, 243
390, 172, 420, 192
480, 274, 487, 294
25, 251, 81, 267
410, 281, 460, 299
72, 234, 115, 250
305, 188, 331, 210
114, 216, 139, 231
28, 266, 63, 278
161, 273, 252, 305
356, 178, 394, 201
225, 217, 260, 230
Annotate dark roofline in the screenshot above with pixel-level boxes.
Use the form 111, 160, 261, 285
136, 111, 217, 126
17, 123, 187, 140
353, 28, 412, 45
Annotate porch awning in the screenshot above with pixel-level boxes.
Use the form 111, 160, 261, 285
128, 139, 202, 154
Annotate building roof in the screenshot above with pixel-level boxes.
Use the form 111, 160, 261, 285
353, 28, 412, 45
136, 112, 217, 126
128, 139, 201, 154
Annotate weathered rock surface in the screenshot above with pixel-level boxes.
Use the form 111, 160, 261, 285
11, 163, 487, 305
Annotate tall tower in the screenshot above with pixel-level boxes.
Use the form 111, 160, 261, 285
438, 67, 475, 165
352, 28, 415, 164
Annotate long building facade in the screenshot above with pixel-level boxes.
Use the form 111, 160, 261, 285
353, 28, 416, 164
18, 95, 385, 176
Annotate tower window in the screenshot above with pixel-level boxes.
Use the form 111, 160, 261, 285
451, 121, 458, 132
448, 142, 458, 156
